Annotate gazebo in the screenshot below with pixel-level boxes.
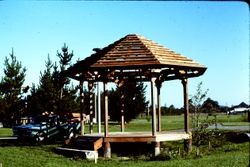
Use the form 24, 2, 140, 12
63, 34, 207, 158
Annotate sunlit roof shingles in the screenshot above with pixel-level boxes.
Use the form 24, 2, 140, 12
83, 34, 205, 69
136, 34, 205, 68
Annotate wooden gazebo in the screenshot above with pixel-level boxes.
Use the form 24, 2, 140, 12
63, 34, 207, 158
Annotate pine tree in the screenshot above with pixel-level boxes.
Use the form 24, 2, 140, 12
28, 44, 79, 116
57, 43, 74, 99
0, 49, 26, 127
56, 43, 78, 114
108, 81, 148, 122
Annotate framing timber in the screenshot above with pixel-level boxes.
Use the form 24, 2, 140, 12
63, 34, 207, 158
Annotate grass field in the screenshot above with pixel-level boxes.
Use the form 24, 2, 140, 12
0, 114, 248, 137
0, 128, 12, 137
0, 142, 248, 167
0, 114, 249, 167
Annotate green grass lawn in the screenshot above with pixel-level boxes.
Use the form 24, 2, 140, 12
102, 114, 248, 132
222, 122, 250, 126
0, 128, 12, 137
0, 114, 248, 137
0, 142, 248, 167
0, 114, 249, 167
107, 115, 185, 132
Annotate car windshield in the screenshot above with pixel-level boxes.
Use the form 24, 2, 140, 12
32, 115, 48, 124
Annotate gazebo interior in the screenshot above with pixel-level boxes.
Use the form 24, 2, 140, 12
63, 34, 207, 158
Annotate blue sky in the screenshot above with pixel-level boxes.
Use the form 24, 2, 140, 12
0, 1, 249, 107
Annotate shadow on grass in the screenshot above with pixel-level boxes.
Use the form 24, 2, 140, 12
0, 137, 64, 147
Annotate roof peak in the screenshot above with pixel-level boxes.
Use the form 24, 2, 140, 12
64, 34, 207, 81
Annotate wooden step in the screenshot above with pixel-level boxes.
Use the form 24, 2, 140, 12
70, 136, 103, 151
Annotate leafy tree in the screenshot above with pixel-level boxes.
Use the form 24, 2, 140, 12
189, 82, 217, 156
0, 49, 26, 127
202, 97, 220, 115
189, 82, 208, 128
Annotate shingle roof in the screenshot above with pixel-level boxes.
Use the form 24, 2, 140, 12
92, 34, 205, 68
64, 34, 207, 81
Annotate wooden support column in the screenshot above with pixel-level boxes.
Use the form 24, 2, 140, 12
103, 81, 109, 137
97, 82, 101, 134
88, 82, 94, 134
151, 78, 157, 136
182, 77, 192, 153
120, 91, 125, 132
118, 81, 125, 132
103, 81, 111, 158
104, 140, 111, 158
79, 80, 85, 135
155, 79, 162, 156
154, 142, 161, 156
156, 81, 162, 132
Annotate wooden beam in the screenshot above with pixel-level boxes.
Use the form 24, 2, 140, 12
79, 80, 85, 135
104, 141, 111, 158
104, 136, 154, 143
103, 81, 109, 137
182, 77, 192, 153
117, 79, 125, 132
88, 82, 94, 134
182, 78, 189, 133
97, 82, 101, 134
120, 90, 125, 132
156, 81, 162, 132
151, 78, 157, 136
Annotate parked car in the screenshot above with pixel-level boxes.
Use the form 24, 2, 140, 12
13, 114, 80, 142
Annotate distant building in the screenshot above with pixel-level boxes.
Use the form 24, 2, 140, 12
227, 102, 249, 115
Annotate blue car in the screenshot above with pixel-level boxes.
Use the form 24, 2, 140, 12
13, 114, 80, 142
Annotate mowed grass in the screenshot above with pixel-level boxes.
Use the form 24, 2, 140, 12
0, 142, 249, 167
0, 114, 249, 167
94, 114, 248, 133
0, 114, 248, 136
106, 115, 185, 132
0, 128, 12, 137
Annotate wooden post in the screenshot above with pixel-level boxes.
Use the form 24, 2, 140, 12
155, 80, 162, 156
151, 78, 157, 136
97, 82, 101, 134
120, 91, 125, 132
156, 81, 162, 132
88, 82, 94, 134
118, 81, 125, 132
103, 81, 109, 137
182, 78, 189, 133
79, 80, 85, 135
154, 142, 160, 156
182, 78, 192, 152
103, 81, 111, 158
104, 141, 111, 158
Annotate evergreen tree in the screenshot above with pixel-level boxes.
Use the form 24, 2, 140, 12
30, 56, 58, 114
28, 44, 79, 116
108, 82, 148, 122
55, 44, 78, 114
57, 43, 74, 99
0, 49, 26, 127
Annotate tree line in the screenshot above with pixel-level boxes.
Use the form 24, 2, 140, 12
0, 45, 232, 128
160, 97, 229, 116
0, 45, 148, 127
